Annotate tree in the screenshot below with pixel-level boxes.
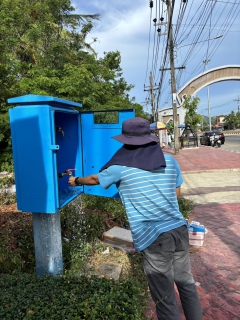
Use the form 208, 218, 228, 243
0, 0, 145, 170
223, 111, 239, 129
236, 110, 240, 128
182, 95, 203, 130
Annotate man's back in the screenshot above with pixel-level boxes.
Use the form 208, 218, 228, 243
99, 154, 186, 251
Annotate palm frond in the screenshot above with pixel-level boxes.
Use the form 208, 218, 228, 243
63, 14, 100, 22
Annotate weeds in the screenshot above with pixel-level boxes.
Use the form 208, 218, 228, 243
178, 196, 194, 220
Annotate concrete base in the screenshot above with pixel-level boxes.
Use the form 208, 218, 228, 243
85, 262, 123, 280
102, 227, 135, 253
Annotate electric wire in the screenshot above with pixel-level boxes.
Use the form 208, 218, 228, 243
177, 0, 239, 87
144, 0, 239, 117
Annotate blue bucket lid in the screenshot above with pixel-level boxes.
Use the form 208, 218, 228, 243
188, 224, 205, 232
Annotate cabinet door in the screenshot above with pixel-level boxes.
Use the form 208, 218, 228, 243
9, 106, 59, 213
81, 110, 135, 198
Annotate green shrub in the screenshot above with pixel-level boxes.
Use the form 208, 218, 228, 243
0, 175, 16, 205
0, 273, 146, 319
82, 194, 128, 227
60, 196, 105, 273
0, 175, 14, 189
178, 197, 194, 220
0, 152, 13, 173
0, 223, 35, 274
0, 192, 16, 205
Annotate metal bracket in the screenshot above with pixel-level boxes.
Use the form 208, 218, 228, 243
49, 145, 59, 150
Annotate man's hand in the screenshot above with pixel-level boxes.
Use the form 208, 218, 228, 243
68, 176, 79, 186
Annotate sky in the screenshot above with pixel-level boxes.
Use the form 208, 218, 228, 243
73, 0, 240, 118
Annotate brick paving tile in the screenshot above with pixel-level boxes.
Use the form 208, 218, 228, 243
163, 146, 240, 172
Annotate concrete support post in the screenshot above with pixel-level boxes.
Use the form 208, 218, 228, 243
32, 211, 63, 277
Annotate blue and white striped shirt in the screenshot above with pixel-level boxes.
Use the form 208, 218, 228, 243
98, 154, 186, 252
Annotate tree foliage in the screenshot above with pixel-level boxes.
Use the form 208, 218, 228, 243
223, 110, 240, 129
0, 0, 145, 170
182, 95, 203, 129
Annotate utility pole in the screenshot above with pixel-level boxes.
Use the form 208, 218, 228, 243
167, 0, 179, 154
144, 72, 160, 122
144, 73, 162, 145
149, 72, 155, 123
234, 96, 240, 111
203, 60, 211, 130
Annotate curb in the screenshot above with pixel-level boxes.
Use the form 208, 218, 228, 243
182, 168, 240, 174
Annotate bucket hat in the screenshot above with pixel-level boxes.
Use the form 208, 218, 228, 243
112, 117, 159, 145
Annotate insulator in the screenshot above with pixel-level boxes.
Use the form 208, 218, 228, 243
160, 17, 164, 21
149, 1, 153, 8
153, 18, 157, 23
157, 28, 161, 33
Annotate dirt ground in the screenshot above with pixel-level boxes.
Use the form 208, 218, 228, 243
0, 204, 31, 227
0, 203, 140, 282
0, 203, 122, 254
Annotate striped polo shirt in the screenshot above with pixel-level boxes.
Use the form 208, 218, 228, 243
98, 154, 186, 252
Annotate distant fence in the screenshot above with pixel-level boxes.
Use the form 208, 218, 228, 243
180, 136, 198, 148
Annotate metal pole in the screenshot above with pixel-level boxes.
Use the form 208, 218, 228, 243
149, 72, 155, 123
149, 72, 162, 146
207, 85, 211, 130
167, 0, 179, 154
233, 96, 240, 111
203, 60, 211, 130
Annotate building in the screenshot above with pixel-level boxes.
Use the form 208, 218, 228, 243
213, 115, 226, 129
157, 105, 186, 126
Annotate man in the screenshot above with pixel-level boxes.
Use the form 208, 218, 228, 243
68, 117, 202, 320
167, 132, 173, 149
162, 133, 166, 148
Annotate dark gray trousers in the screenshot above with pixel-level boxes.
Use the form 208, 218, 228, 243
142, 225, 203, 320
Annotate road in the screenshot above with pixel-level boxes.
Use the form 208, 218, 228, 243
221, 134, 240, 153
198, 134, 240, 153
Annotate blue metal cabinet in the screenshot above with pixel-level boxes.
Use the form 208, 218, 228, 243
8, 94, 135, 214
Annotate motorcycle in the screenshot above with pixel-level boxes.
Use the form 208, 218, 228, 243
209, 133, 221, 148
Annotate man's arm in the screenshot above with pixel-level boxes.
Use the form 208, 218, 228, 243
68, 174, 99, 186
176, 186, 181, 198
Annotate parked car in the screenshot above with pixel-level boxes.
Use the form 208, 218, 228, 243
200, 130, 225, 146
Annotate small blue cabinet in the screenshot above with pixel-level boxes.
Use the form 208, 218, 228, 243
8, 94, 135, 214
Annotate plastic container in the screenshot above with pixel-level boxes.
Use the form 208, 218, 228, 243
188, 223, 206, 246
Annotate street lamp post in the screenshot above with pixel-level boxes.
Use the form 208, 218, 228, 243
203, 59, 211, 130
177, 35, 223, 131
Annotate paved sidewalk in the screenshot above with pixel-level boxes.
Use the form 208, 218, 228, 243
164, 145, 240, 172
146, 146, 240, 320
